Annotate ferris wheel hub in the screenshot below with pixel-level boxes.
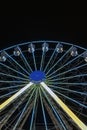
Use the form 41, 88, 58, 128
30, 70, 46, 83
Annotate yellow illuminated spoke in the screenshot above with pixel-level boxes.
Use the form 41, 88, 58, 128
40, 82, 87, 130
0, 82, 33, 111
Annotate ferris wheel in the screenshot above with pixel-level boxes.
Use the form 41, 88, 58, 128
0, 40, 87, 130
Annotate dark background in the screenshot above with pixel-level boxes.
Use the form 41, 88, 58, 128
0, 16, 87, 49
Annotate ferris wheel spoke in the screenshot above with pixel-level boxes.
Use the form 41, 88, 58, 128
46, 46, 73, 75
5, 111, 22, 130
0, 62, 28, 78
6, 52, 29, 75
47, 63, 87, 79
0, 82, 33, 111
1, 111, 19, 130
18, 102, 34, 129
68, 105, 87, 118
46, 52, 84, 78
43, 99, 68, 130
19, 49, 33, 73
0, 72, 29, 81
0, 90, 18, 99
48, 84, 87, 96
29, 88, 38, 130
32, 51, 37, 70
41, 86, 67, 130
39, 88, 48, 130
48, 73, 87, 82
40, 51, 46, 71
40, 82, 87, 130
44, 48, 56, 72
48, 74, 87, 81
49, 82, 87, 86
0, 80, 27, 83
0, 84, 26, 90
13, 87, 36, 130
0, 103, 21, 127
53, 89, 87, 109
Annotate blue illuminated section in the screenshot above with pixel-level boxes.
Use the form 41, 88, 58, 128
30, 71, 46, 83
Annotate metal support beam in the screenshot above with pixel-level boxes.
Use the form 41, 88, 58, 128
0, 82, 33, 111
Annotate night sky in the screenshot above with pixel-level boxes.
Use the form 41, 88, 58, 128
0, 16, 87, 49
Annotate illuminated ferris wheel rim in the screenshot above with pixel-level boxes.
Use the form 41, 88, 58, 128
0, 40, 87, 52
0, 40, 87, 65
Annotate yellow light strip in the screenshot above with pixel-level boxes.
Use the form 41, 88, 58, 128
40, 82, 87, 130
0, 82, 33, 111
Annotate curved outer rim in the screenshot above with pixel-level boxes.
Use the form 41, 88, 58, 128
0, 40, 87, 53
